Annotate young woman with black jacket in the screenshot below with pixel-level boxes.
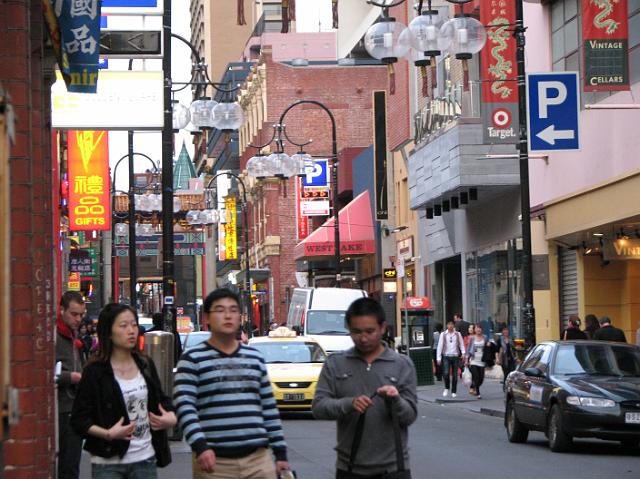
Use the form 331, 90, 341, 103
71, 303, 176, 478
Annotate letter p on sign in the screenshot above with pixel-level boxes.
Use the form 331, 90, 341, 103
537, 81, 567, 118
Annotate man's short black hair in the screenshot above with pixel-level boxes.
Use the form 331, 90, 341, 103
60, 291, 84, 309
600, 316, 612, 325
446, 318, 455, 325
152, 312, 163, 328
345, 297, 385, 326
203, 288, 240, 313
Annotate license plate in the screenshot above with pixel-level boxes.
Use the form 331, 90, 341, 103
283, 393, 305, 401
625, 412, 640, 424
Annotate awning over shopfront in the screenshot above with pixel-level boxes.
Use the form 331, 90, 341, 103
294, 190, 376, 261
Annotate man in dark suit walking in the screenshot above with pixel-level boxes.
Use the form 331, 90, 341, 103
593, 316, 627, 342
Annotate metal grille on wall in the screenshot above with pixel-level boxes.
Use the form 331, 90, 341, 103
559, 247, 578, 334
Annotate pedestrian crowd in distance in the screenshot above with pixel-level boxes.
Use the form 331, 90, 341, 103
561, 314, 632, 343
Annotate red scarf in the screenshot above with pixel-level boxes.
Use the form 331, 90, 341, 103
57, 316, 84, 350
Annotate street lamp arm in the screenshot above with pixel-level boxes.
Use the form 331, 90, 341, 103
112, 152, 159, 192
281, 126, 313, 151
247, 125, 279, 152
205, 171, 248, 205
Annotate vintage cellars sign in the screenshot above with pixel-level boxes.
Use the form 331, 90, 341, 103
582, 0, 630, 91
603, 239, 640, 260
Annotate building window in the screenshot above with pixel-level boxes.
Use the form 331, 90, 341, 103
551, 0, 580, 73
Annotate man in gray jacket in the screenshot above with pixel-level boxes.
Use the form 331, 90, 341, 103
55, 291, 85, 479
312, 297, 417, 478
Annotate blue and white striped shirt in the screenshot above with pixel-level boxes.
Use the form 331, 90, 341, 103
173, 342, 287, 460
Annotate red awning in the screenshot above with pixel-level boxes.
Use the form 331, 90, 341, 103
294, 190, 376, 261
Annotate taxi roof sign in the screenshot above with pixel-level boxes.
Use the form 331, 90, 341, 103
268, 326, 297, 338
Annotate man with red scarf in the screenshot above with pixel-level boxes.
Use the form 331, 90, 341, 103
56, 291, 86, 479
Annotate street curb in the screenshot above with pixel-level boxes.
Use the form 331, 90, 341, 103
478, 407, 505, 418
434, 398, 476, 404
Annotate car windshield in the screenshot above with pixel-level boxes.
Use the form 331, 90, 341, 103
555, 344, 640, 377
251, 342, 327, 364
306, 310, 349, 335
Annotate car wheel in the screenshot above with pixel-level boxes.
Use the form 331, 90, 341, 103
548, 404, 572, 452
506, 399, 529, 443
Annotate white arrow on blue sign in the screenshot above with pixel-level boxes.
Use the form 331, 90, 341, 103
526, 72, 580, 152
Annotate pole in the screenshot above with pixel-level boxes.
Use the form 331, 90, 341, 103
161, 0, 176, 331
128, 131, 137, 308
515, 0, 535, 347
277, 100, 340, 286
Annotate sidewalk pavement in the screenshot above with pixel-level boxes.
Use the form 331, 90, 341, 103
417, 376, 506, 418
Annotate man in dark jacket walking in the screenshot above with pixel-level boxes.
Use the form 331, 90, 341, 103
55, 291, 86, 479
593, 316, 627, 342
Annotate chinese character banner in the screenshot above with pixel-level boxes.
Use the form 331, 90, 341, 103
225, 197, 238, 260
68, 130, 110, 231
582, 0, 630, 91
480, 0, 519, 144
47, 0, 102, 93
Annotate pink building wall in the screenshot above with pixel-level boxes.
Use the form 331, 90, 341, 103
243, 32, 337, 62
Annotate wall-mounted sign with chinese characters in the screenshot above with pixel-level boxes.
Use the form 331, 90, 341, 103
224, 197, 238, 260
480, 0, 518, 144
45, 0, 103, 93
68, 130, 110, 231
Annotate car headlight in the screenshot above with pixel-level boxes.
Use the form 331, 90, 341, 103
566, 396, 616, 408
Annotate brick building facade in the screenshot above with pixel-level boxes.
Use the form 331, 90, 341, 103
237, 50, 390, 325
0, 1, 58, 477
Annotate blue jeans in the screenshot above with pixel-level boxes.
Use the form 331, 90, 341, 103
442, 356, 460, 393
92, 458, 157, 479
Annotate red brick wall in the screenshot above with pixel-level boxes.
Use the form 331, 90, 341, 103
387, 3, 411, 151
0, 1, 57, 477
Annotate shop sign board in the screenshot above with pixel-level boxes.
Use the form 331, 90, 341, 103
68, 272, 81, 291
68, 130, 111, 231
69, 250, 91, 273
295, 179, 309, 240
225, 197, 238, 260
301, 199, 330, 216
383, 268, 397, 280
603, 239, 640, 260
582, 0, 630, 91
396, 237, 413, 261
527, 72, 580, 152
101, 0, 163, 15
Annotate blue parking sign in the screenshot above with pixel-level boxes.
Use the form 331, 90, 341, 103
302, 159, 328, 187
527, 72, 580, 152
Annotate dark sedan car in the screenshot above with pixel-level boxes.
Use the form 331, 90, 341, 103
504, 340, 640, 452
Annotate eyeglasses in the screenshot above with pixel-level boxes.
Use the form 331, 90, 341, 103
208, 307, 240, 314
349, 328, 379, 336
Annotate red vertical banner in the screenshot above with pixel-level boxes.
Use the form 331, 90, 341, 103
68, 130, 110, 231
582, 0, 630, 91
295, 178, 309, 241
480, 0, 518, 144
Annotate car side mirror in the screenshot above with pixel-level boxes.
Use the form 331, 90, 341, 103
524, 367, 545, 378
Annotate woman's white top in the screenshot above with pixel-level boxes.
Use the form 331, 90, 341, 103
92, 371, 155, 464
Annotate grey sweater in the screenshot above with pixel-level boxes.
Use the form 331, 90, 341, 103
312, 345, 417, 476
55, 331, 83, 413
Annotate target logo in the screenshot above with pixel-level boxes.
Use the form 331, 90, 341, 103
492, 108, 512, 128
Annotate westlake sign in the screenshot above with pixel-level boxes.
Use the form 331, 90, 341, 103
302, 240, 376, 257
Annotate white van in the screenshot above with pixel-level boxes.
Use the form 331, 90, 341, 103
286, 287, 367, 353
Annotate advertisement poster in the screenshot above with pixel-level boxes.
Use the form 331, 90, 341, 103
68, 130, 110, 231
582, 0, 630, 91
295, 178, 309, 240
480, 0, 518, 144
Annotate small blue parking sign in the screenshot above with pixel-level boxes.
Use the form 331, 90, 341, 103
302, 159, 328, 187
527, 72, 580, 152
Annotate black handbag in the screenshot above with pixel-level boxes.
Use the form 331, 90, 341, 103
342, 398, 412, 479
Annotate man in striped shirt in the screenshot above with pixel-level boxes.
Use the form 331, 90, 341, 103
174, 288, 290, 478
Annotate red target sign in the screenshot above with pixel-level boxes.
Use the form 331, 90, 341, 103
492, 108, 512, 128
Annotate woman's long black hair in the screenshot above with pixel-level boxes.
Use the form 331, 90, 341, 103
94, 303, 140, 362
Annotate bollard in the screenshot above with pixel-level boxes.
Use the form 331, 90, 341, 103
144, 331, 174, 399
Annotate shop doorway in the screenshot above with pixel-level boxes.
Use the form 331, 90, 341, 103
435, 256, 462, 325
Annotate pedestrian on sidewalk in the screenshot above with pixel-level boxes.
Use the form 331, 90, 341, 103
436, 319, 465, 398
56, 291, 86, 479
70, 303, 177, 478
495, 326, 517, 384
465, 325, 495, 399
593, 316, 627, 342
584, 314, 600, 340
561, 315, 587, 340
174, 288, 290, 479
312, 297, 417, 478
432, 323, 443, 381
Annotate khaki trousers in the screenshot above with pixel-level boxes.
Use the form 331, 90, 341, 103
192, 448, 277, 479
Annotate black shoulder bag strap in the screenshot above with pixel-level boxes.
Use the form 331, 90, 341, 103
388, 399, 407, 475
347, 411, 367, 473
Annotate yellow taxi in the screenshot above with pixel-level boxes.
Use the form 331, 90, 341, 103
249, 327, 327, 411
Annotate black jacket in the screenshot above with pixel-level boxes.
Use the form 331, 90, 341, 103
593, 325, 627, 343
562, 328, 588, 340
70, 353, 173, 467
